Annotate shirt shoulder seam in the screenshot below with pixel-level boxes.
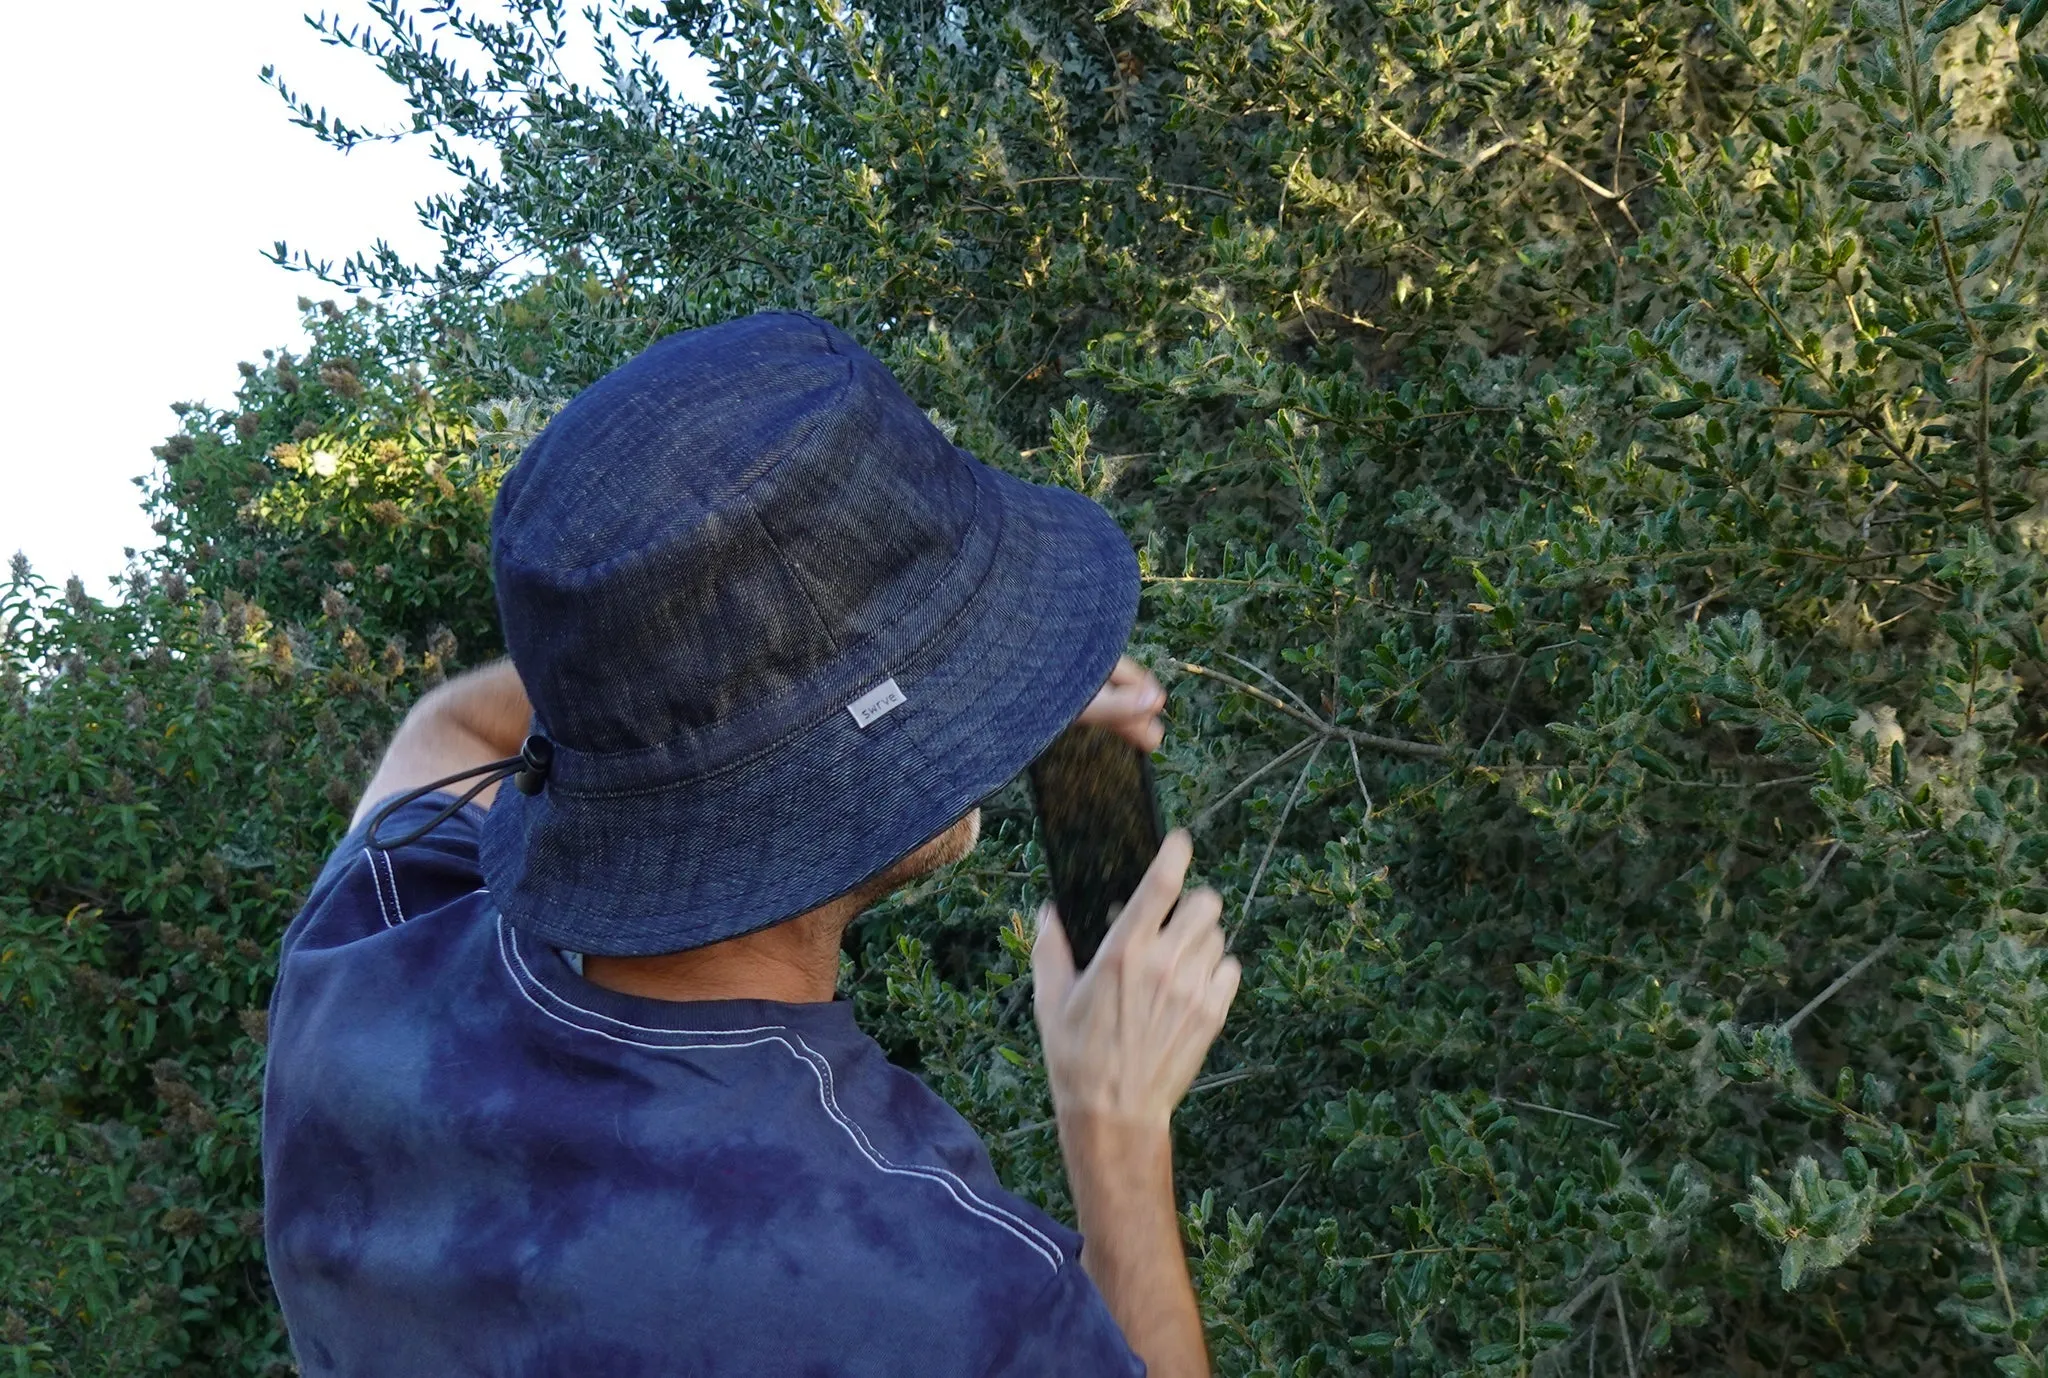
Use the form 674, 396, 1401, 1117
492, 914, 1063, 1273
361, 847, 397, 929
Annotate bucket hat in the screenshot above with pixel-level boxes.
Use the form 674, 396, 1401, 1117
473, 311, 1138, 956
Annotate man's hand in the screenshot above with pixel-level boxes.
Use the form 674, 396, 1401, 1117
1032, 830, 1239, 1129
1031, 830, 1238, 1378
1075, 655, 1166, 754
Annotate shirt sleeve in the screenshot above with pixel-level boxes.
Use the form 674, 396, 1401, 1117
978, 1259, 1147, 1378
279, 791, 489, 964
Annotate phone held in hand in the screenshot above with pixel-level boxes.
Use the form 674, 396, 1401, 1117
1028, 723, 1164, 969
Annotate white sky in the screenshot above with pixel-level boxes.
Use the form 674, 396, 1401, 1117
0, 1, 711, 594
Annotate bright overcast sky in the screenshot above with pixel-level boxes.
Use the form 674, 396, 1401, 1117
0, 2, 710, 594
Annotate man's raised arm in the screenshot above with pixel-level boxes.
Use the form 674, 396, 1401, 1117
350, 659, 533, 828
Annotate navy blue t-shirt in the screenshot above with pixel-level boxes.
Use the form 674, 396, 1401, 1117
262, 793, 1144, 1377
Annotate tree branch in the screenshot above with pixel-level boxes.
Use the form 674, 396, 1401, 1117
1780, 937, 1899, 1038
1174, 660, 1452, 760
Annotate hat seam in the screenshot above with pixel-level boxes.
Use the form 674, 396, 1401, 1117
749, 502, 848, 660
494, 353, 858, 583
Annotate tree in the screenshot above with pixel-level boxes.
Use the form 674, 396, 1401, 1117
5, 0, 2046, 1372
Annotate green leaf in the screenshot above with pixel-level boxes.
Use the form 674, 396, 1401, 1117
1924, 0, 1991, 33
1969, 302, 2028, 323
1652, 397, 1707, 419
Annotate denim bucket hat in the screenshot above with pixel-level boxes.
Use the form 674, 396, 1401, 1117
476, 312, 1138, 956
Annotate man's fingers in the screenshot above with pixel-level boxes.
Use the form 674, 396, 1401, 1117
1207, 954, 1242, 1019
1077, 659, 1164, 723
1181, 907, 1227, 976
1104, 655, 1150, 688
1154, 884, 1224, 966
1099, 830, 1192, 961
1031, 904, 1076, 1013
1077, 682, 1164, 727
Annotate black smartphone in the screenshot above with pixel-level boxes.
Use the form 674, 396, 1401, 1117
1028, 723, 1164, 969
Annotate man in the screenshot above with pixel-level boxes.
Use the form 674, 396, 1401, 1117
262, 311, 1240, 1376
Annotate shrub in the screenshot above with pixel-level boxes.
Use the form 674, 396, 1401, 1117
6, 0, 2046, 1373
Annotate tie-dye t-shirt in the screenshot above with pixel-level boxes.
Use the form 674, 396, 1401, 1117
262, 793, 1144, 1377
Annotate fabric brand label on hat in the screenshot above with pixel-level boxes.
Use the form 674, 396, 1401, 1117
846, 677, 907, 728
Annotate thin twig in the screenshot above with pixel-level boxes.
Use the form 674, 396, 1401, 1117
1610, 1282, 1640, 1378
1193, 737, 1317, 831
1358, 1243, 1510, 1263
1008, 172, 1238, 202
1176, 660, 1452, 760
1219, 650, 1317, 716
1273, 1171, 1312, 1215
1239, 1173, 1291, 1202
1508, 1098, 1621, 1131
1479, 656, 1532, 756
1374, 114, 1638, 230
1780, 937, 1899, 1037
1188, 1065, 1275, 1095
1545, 1273, 1614, 1324
1667, 774, 1814, 791
1797, 839, 1843, 898
1347, 739, 1373, 819
1234, 740, 1326, 939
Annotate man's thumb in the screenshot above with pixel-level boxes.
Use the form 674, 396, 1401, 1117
1031, 904, 1075, 1010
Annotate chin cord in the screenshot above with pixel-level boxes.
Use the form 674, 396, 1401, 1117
366, 734, 553, 851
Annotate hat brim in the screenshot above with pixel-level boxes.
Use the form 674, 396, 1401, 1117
479, 458, 1139, 956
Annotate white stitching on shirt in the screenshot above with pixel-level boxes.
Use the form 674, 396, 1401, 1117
493, 915, 1062, 1272
498, 918, 1064, 1263
375, 848, 406, 924
363, 849, 395, 929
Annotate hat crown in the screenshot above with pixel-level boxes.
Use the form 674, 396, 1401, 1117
492, 313, 979, 761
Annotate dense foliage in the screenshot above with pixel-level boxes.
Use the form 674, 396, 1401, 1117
6, 0, 2048, 1373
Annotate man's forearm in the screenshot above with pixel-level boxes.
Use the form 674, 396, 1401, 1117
422, 659, 532, 758
351, 660, 533, 826
1060, 1114, 1209, 1378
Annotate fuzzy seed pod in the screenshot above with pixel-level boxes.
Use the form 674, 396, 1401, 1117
159, 1208, 204, 1239
319, 362, 364, 400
